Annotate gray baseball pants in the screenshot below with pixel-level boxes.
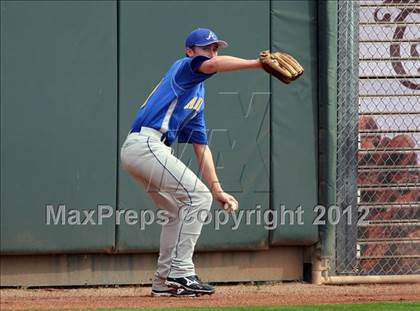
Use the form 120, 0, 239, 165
120, 127, 212, 291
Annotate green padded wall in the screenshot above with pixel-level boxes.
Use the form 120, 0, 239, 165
117, 0, 270, 252
0, 1, 117, 253
1, 0, 320, 255
270, 0, 318, 245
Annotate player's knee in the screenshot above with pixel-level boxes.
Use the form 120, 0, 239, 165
190, 187, 212, 210
198, 189, 213, 210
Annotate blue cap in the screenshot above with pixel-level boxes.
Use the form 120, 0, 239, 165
185, 28, 228, 49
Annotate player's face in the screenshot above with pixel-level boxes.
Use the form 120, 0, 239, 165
189, 43, 219, 58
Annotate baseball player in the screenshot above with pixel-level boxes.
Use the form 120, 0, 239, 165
120, 28, 303, 297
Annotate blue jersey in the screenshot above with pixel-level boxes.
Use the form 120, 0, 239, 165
130, 55, 214, 146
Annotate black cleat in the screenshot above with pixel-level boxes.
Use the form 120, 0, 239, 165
151, 287, 197, 297
165, 275, 215, 295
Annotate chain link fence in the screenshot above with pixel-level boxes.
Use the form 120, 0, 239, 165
335, 0, 419, 276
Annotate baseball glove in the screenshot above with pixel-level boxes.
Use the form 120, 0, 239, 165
259, 50, 304, 84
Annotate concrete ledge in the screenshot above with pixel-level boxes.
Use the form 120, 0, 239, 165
0, 247, 302, 287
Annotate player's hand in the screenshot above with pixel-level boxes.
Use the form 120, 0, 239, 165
212, 191, 239, 212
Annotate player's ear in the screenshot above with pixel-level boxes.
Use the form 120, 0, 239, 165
186, 47, 194, 58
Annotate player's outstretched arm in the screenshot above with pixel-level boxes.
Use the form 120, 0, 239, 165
199, 56, 262, 74
193, 143, 238, 209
